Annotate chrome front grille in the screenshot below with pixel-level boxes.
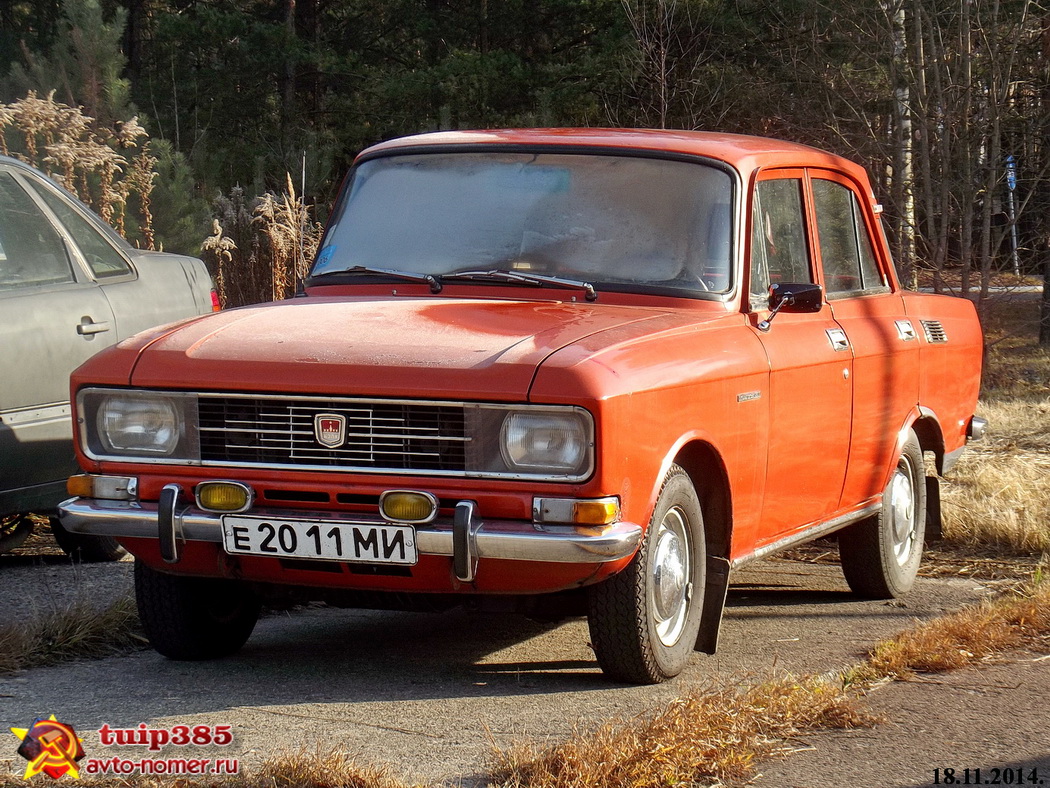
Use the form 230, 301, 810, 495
921, 320, 948, 343
198, 395, 468, 472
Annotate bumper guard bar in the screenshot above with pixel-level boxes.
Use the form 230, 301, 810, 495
57, 497, 643, 581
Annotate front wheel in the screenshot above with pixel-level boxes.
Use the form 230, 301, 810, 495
134, 561, 261, 660
587, 465, 706, 684
839, 429, 926, 599
0, 514, 33, 553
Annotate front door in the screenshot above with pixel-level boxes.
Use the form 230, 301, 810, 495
748, 173, 853, 545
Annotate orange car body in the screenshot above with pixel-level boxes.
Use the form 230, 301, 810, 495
60, 129, 983, 674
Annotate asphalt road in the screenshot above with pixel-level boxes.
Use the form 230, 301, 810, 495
0, 551, 996, 785
757, 654, 1050, 788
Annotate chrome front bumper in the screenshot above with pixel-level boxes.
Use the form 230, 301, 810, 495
57, 497, 643, 581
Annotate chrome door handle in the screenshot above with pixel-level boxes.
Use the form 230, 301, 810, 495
77, 317, 111, 335
826, 328, 850, 352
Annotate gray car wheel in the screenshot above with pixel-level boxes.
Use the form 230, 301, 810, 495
839, 429, 926, 599
50, 517, 127, 562
587, 464, 706, 684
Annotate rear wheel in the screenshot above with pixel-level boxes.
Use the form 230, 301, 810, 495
839, 429, 926, 599
135, 561, 260, 660
587, 465, 706, 684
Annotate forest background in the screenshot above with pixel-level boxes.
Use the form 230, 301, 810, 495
0, 0, 1047, 321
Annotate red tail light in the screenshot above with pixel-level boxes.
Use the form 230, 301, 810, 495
211, 290, 221, 311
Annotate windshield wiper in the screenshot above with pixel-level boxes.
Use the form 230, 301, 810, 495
311, 265, 442, 293
443, 269, 597, 302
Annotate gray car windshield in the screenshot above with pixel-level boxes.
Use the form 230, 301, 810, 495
312, 152, 734, 296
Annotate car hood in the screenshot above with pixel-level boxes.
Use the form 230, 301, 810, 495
127, 296, 672, 400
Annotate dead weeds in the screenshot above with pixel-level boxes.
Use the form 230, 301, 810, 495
4, 749, 415, 788
930, 293, 1050, 558
861, 576, 1050, 680
0, 593, 144, 674
490, 676, 875, 788
245, 748, 411, 788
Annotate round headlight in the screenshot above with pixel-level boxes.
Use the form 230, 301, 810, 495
500, 412, 588, 472
99, 396, 179, 455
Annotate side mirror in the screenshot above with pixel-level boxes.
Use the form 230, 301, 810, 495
758, 282, 824, 331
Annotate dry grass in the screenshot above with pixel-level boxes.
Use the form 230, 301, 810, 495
6, 749, 417, 788
941, 444, 1050, 554
253, 174, 323, 302
0, 593, 144, 674
490, 676, 875, 788
0, 91, 156, 248
245, 748, 412, 788
936, 293, 1050, 556
202, 178, 323, 309
913, 267, 1041, 292
843, 574, 1050, 685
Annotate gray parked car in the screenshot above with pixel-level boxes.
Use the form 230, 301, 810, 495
0, 155, 215, 559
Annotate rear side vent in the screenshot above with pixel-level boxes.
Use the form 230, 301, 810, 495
921, 320, 948, 343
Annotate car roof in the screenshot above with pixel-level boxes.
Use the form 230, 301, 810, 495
0, 154, 51, 175
359, 128, 871, 183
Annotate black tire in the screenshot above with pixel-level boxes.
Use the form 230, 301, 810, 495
134, 561, 261, 660
839, 429, 926, 599
587, 464, 706, 684
50, 517, 127, 562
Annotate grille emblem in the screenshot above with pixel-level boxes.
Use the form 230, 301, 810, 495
314, 413, 347, 448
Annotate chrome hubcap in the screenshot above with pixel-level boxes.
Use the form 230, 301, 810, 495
888, 457, 916, 566
651, 507, 691, 646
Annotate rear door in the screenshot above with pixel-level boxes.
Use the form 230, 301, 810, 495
810, 172, 919, 506
0, 168, 117, 513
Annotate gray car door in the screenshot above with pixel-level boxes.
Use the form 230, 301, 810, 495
0, 170, 118, 513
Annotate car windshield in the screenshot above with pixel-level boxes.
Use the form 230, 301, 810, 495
311, 152, 734, 296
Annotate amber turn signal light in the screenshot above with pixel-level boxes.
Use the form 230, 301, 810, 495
67, 475, 94, 498
533, 497, 620, 526
67, 474, 137, 500
572, 499, 621, 525
195, 481, 253, 513
379, 490, 438, 524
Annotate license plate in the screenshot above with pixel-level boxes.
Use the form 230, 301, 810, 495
221, 516, 417, 565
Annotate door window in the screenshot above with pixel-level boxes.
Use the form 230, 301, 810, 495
0, 172, 73, 290
812, 179, 886, 295
749, 178, 812, 308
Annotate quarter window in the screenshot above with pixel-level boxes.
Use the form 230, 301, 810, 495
812, 179, 886, 294
749, 178, 812, 307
